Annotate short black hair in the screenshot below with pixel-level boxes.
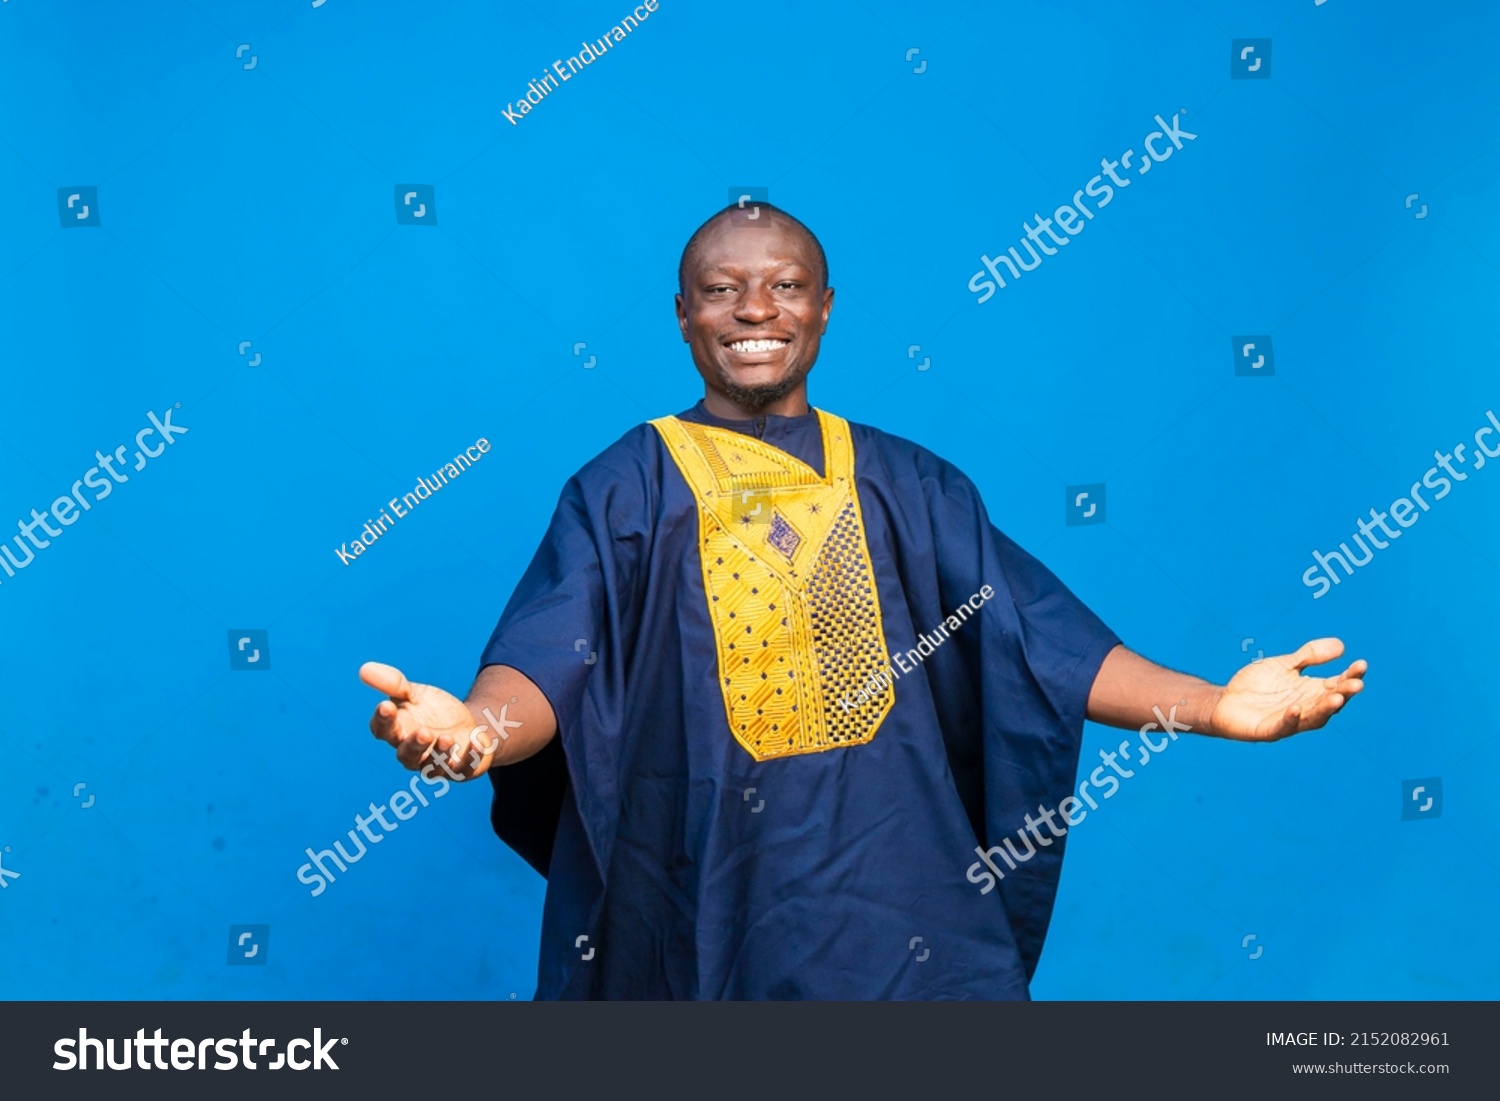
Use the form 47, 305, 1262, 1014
677, 201, 829, 295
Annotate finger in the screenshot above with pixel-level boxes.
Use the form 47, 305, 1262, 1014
1287, 637, 1345, 672
374, 700, 429, 756
369, 699, 401, 745
1264, 704, 1301, 741
1328, 677, 1364, 698
1310, 692, 1346, 729
442, 721, 498, 777
425, 741, 465, 780
1323, 659, 1367, 686
469, 723, 501, 764
460, 730, 498, 775
360, 661, 415, 702
430, 733, 460, 771
464, 741, 492, 774
394, 724, 437, 770
449, 733, 487, 777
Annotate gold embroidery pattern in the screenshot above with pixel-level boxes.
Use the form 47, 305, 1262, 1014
805, 500, 891, 749
651, 411, 893, 761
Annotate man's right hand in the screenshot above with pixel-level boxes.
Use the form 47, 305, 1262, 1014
360, 661, 497, 780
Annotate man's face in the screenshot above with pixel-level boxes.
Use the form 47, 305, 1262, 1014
675, 214, 834, 415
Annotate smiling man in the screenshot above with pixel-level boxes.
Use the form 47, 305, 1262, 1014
359, 201, 1366, 1000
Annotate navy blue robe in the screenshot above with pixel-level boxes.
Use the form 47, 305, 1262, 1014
480, 402, 1120, 999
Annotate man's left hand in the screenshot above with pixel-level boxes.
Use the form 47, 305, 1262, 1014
1207, 637, 1367, 742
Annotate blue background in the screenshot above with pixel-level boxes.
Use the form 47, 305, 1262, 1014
2, 0, 1497, 1001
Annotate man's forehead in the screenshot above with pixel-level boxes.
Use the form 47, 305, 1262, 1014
689, 218, 817, 272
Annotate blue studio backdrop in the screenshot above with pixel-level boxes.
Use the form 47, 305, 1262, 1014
1, 0, 1497, 1001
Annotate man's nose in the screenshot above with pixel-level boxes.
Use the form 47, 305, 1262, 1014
734, 284, 778, 322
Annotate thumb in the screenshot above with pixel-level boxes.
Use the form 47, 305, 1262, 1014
360, 661, 415, 702
1287, 637, 1345, 672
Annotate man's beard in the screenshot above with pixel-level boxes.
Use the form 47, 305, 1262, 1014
714, 360, 809, 411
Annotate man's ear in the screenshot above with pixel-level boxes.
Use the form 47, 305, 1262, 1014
675, 292, 690, 342
820, 286, 835, 334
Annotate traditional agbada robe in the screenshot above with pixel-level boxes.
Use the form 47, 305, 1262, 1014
480, 402, 1119, 999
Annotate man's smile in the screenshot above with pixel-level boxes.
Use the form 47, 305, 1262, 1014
726, 338, 790, 353
723, 336, 792, 362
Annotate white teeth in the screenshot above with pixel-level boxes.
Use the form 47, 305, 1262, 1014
729, 339, 789, 353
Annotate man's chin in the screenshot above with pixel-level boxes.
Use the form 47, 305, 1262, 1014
715, 365, 807, 412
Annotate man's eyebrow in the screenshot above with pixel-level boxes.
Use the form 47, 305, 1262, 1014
697, 260, 813, 279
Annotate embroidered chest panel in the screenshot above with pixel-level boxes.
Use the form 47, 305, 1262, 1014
651, 411, 894, 761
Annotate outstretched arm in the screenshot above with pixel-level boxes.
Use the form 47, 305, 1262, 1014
1085, 638, 1367, 742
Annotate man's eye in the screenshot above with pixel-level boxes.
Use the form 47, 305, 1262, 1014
776, 282, 802, 290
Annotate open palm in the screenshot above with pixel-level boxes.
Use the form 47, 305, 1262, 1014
1208, 637, 1367, 742
361, 660, 491, 776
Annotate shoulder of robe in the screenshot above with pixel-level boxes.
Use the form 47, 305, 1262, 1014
841, 417, 985, 508
564, 422, 670, 493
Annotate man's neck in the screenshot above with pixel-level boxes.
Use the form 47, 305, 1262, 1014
701, 389, 811, 420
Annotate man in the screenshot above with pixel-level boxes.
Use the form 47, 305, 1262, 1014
360, 202, 1366, 999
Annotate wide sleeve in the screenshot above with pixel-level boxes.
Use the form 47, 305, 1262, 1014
979, 522, 1120, 980
987, 521, 1122, 725
918, 457, 1121, 981
477, 429, 656, 877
